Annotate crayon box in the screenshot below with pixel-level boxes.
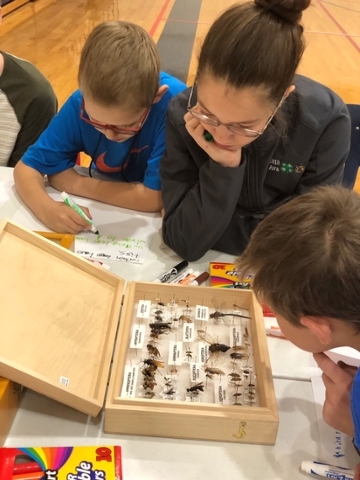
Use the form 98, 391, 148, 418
209, 262, 275, 316
209, 261, 253, 289
0, 445, 122, 480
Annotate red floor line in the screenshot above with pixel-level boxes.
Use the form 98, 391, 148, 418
317, 0, 360, 53
149, 0, 172, 37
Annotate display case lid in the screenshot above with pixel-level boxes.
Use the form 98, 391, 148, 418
0, 219, 124, 416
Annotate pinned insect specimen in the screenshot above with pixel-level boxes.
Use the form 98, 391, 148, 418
186, 382, 204, 395
204, 367, 225, 379
162, 376, 177, 388
210, 298, 250, 325
197, 330, 231, 355
147, 344, 161, 358
233, 392, 243, 405
197, 330, 231, 367
179, 314, 192, 323
230, 352, 249, 361
160, 387, 181, 400
149, 322, 172, 330
228, 372, 242, 382
142, 379, 157, 390
141, 359, 164, 369
142, 391, 156, 399
184, 346, 193, 363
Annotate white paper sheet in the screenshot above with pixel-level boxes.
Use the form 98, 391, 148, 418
11, 189, 161, 264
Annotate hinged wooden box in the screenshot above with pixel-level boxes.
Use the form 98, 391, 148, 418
0, 219, 278, 445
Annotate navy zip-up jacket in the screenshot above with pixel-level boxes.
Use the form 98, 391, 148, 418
160, 75, 351, 261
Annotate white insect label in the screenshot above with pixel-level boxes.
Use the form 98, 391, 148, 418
198, 342, 209, 365
136, 300, 151, 319
168, 341, 183, 366
214, 378, 229, 405
190, 362, 205, 383
183, 322, 195, 342
121, 366, 139, 398
130, 324, 146, 349
195, 305, 209, 321
229, 325, 243, 347
59, 376, 70, 387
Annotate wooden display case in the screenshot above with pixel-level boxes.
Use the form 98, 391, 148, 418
0, 219, 278, 445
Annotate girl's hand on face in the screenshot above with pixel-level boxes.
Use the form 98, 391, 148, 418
184, 112, 242, 168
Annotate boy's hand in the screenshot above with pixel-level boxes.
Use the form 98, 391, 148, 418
314, 352, 357, 436
40, 201, 92, 234
184, 112, 242, 168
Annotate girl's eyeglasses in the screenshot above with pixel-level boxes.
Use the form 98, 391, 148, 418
187, 81, 286, 138
80, 99, 151, 136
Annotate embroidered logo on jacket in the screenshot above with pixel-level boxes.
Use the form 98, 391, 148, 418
268, 159, 304, 174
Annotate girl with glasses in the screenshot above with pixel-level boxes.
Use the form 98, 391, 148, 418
160, 0, 351, 262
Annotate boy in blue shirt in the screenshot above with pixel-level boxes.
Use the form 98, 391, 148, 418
236, 186, 360, 477
14, 21, 186, 233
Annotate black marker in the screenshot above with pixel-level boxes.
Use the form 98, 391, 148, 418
153, 260, 189, 283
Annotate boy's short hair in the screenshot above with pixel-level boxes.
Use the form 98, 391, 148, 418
78, 21, 160, 110
236, 186, 360, 331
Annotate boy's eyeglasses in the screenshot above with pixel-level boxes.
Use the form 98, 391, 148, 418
80, 99, 151, 136
187, 81, 286, 138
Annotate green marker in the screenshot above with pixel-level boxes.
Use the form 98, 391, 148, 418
204, 131, 213, 142
61, 191, 99, 234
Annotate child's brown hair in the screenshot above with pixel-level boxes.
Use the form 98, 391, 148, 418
236, 186, 360, 331
78, 21, 160, 110
198, 0, 311, 107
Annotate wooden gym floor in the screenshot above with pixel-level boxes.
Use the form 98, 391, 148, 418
1, 0, 359, 187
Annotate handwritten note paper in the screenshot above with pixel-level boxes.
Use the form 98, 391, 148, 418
75, 232, 149, 263
11, 189, 161, 264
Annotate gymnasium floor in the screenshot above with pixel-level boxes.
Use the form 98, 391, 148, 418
1, 0, 359, 184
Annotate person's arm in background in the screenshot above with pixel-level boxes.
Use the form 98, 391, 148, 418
14, 93, 92, 233
8, 86, 58, 167
160, 101, 246, 262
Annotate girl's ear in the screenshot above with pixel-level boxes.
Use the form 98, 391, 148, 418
300, 316, 332, 345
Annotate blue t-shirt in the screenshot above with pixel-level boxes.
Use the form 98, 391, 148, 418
351, 368, 360, 450
22, 72, 186, 191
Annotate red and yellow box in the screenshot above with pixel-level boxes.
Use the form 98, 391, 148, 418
0, 445, 122, 480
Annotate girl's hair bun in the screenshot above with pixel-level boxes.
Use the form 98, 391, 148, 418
254, 0, 311, 25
